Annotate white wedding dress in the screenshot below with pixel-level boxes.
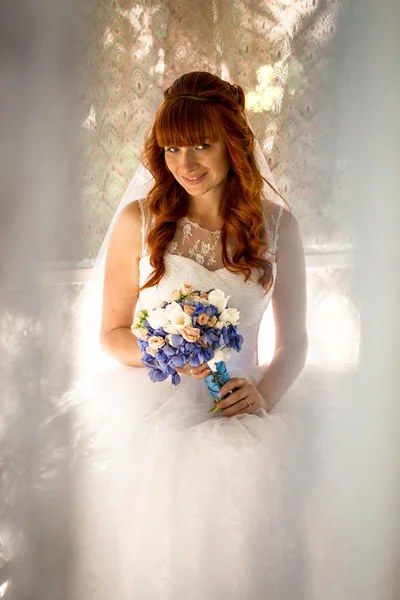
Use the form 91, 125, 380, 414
70, 198, 357, 600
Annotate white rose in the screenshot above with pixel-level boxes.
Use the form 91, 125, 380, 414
207, 347, 233, 371
208, 289, 230, 313
164, 302, 192, 333
219, 308, 240, 326
147, 307, 170, 331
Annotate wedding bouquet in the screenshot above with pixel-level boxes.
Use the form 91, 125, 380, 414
131, 283, 243, 412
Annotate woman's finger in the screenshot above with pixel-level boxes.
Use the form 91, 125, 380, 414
219, 388, 249, 414
191, 364, 211, 379
218, 382, 247, 408
218, 378, 244, 398
175, 363, 211, 378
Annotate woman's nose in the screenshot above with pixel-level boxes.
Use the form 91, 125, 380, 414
180, 149, 198, 172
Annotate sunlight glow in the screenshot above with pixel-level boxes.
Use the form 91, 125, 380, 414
0, 581, 10, 598
120, 5, 157, 60
245, 62, 287, 113
82, 104, 97, 132
103, 26, 114, 49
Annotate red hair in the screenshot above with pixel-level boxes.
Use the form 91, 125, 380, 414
139, 71, 282, 294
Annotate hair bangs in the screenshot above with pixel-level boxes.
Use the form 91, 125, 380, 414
155, 98, 220, 148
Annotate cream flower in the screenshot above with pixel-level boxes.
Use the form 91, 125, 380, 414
131, 326, 149, 340
164, 302, 192, 334
146, 346, 158, 357
132, 309, 148, 327
167, 288, 181, 302
219, 307, 240, 326
147, 307, 170, 331
179, 283, 194, 296
207, 315, 217, 327
208, 289, 230, 313
196, 313, 209, 326
207, 347, 232, 371
183, 305, 196, 316
148, 335, 165, 350
180, 326, 201, 343
188, 295, 210, 306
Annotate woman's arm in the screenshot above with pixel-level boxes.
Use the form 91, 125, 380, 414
256, 210, 308, 409
100, 201, 145, 367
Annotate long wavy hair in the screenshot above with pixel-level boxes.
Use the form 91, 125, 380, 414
140, 71, 283, 294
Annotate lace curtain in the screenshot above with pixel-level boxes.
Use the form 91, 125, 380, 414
79, 0, 351, 257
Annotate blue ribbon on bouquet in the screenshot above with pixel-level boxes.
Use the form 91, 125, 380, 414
205, 361, 238, 413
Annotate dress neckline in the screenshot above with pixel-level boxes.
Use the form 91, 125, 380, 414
180, 215, 222, 234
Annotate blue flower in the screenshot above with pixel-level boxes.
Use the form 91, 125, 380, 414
188, 354, 201, 368
156, 349, 167, 363
157, 360, 169, 373
170, 334, 184, 348
170, 354, 186, 368
153, 329, 167, 338
171, 371, 181, 386
137, 339, 148, 352
203, 347, 213, 361
149, 368, 169, 383
235, 334, 244, 351
142, 320, 155, 335
163, 344, 176, 357
208, 329, 220, 342
141, 355, 157, 368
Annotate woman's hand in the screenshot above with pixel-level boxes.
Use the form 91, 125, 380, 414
217, 377, 269, 417
175, 362, 211, 380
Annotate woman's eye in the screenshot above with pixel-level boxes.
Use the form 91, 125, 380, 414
165, 143, 210, 153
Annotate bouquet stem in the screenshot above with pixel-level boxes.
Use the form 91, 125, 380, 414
205, 361, 232, 413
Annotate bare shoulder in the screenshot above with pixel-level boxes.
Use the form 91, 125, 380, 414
108, 199, 144, 259
119, 199, 143, 225
274, 208, 303, 262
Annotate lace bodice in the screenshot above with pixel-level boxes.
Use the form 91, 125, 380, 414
167, 216, 235, 270
137, 198, 282, 269
137, 198, 283, 370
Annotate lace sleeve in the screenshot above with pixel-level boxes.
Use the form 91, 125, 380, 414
262, 201, 284, 261
137, 197, 155, 257
271, 206, 284, 255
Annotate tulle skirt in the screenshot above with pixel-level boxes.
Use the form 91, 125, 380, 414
68, 362, 375, 600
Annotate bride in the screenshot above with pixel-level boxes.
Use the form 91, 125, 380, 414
72, 71, 310, 599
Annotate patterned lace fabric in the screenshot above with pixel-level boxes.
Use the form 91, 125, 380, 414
137, 198, 283, 272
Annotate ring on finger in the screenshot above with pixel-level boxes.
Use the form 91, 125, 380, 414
245, 398, 251, 408
190, 368, 194, 375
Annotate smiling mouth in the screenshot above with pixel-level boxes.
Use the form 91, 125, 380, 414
182, 173, 207, 184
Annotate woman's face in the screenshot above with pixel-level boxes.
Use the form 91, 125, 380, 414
163, 134, 230, 198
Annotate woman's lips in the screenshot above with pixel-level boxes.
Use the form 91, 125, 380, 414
182, 173, 207, 185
